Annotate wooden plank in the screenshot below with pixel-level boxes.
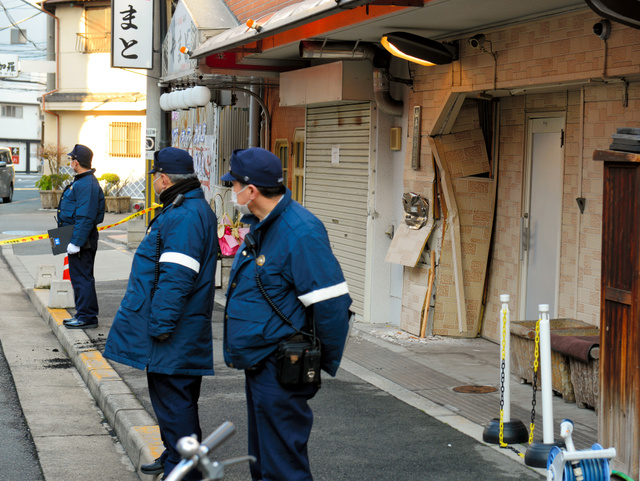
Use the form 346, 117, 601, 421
429, 135, 467, 333
604, 286, 633, 305
593, 149, 640, 163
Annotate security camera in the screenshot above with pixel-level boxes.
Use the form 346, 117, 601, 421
593, 19, 611, 40
468, 34, 485, 50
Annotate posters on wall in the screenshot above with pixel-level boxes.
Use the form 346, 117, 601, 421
170, 106, 218, 202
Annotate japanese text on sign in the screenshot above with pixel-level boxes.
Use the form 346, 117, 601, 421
111, 0, 153, 69
0, 55, 19, 78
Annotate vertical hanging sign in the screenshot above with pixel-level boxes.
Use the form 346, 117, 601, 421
111, 0, 153, 69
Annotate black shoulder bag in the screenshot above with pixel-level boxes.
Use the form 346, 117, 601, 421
244, 233, 322, 387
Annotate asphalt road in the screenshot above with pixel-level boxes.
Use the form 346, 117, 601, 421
0, 175, 46, 481
0, 340, 44, 480
84, 279, 542, 481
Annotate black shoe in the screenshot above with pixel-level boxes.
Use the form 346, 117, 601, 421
140, 457, 165, 475
63, 317, 77, 325
64, 318, 98, 329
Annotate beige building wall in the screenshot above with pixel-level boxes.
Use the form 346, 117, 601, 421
43, 1, 147, 188
56, 5, 146, 94
399, 8, 640, 340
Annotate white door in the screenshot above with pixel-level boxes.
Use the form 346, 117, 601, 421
520, 116, 565, 320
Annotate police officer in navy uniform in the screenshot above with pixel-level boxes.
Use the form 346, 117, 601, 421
104, 147, 218, 480
58, 144, 105, 329
221, 147, 352, 481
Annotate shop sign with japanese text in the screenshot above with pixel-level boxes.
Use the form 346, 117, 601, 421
111, 0, 153, 69
0, 55, 19, 78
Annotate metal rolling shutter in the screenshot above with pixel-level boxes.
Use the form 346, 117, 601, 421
304, 102, 371, 316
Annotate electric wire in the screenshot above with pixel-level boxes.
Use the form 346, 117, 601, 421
0, 0, 44, 51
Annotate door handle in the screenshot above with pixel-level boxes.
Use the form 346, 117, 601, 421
520, 214, 529, 261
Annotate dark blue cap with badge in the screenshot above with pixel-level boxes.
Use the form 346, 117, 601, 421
149, 147, 194, 174
67, 144, 93, 166
220, 147, 284, 187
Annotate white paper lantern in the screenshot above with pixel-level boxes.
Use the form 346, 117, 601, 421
159, 93, 170, 111
173, 90, 185, 110
184, 88, 199, 108
166, 91, 178, 111
192, 86, 211, 107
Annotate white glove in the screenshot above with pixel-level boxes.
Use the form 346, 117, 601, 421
67, 243, 81, 255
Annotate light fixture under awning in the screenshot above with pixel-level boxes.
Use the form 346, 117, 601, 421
381, 31, 457, 66
191, 0, 376, 59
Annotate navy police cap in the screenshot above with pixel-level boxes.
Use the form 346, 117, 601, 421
67, 144, 93, 166
150, 147, 194, 174
220, 147, 283, 187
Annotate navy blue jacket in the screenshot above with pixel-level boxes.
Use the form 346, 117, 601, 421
57, 169, 105, 246
224, 189, 352, 376
104, 187, 218, 375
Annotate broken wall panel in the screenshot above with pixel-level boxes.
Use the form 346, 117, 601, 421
433, 178, 496, 336
439, 129, 491, 178
385, 221, 435, 267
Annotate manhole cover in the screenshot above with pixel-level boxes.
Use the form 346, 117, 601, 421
452, 385, 497, 394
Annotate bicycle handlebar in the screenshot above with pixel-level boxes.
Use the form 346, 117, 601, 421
163, 421, 241, 481
202, 421, 236, 453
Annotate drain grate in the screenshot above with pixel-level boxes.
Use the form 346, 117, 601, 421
452, 385, 497, 394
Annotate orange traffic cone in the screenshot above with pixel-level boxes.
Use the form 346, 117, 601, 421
63, 255, 71, 282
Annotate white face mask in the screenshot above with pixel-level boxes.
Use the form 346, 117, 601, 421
153, 175, 165, 195
231, 185, 252, 215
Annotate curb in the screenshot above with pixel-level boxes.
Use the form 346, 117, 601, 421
1, 245, 162, 481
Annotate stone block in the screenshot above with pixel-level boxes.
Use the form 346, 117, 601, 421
48, 280, 74, 309
127, 218, 146, 250
35, 265, 56, 289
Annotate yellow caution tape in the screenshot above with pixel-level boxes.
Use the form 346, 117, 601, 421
0, 204, 162, 246
0, 233, 50, 245
98, 204, 162, 232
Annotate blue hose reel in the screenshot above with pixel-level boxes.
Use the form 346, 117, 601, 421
547, 420, 616, 481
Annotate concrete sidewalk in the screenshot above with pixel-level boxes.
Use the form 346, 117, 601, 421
2, 232, 600, 479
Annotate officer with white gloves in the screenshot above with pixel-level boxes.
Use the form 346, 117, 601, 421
56, 144, 105, 329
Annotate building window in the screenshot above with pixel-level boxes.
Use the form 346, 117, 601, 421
10, 28, 26, 45
1, 105, 23, 118
76, 6, 111, 53
109, 122, 141, 158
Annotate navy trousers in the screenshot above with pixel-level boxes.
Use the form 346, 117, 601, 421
147, 372, 203, 481
245, 354, 319, 481
67, 230, 99, 323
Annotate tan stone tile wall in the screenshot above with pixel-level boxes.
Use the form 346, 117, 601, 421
401, 9, 640, 339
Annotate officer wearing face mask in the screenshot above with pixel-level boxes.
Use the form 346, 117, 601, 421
58, 144, 105, 330
221, 147, 352, 481
104, 147, 218, 481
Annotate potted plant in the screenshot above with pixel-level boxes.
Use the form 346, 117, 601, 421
35, 143, 71, 209
99, 173, 131, 213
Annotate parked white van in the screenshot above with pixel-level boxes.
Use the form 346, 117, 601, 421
0, 147, 15, 203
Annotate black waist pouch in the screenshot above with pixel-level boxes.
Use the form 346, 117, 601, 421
275, 334, 321, 387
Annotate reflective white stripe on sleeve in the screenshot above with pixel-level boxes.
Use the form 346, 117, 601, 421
298, 281, 349, 307
159, 252, 200, 273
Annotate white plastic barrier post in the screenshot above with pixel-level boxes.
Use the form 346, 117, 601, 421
500, 294, 511, 423
525, 303, 564, 467
482, 294, 528, 446
539, 304, 554, 445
